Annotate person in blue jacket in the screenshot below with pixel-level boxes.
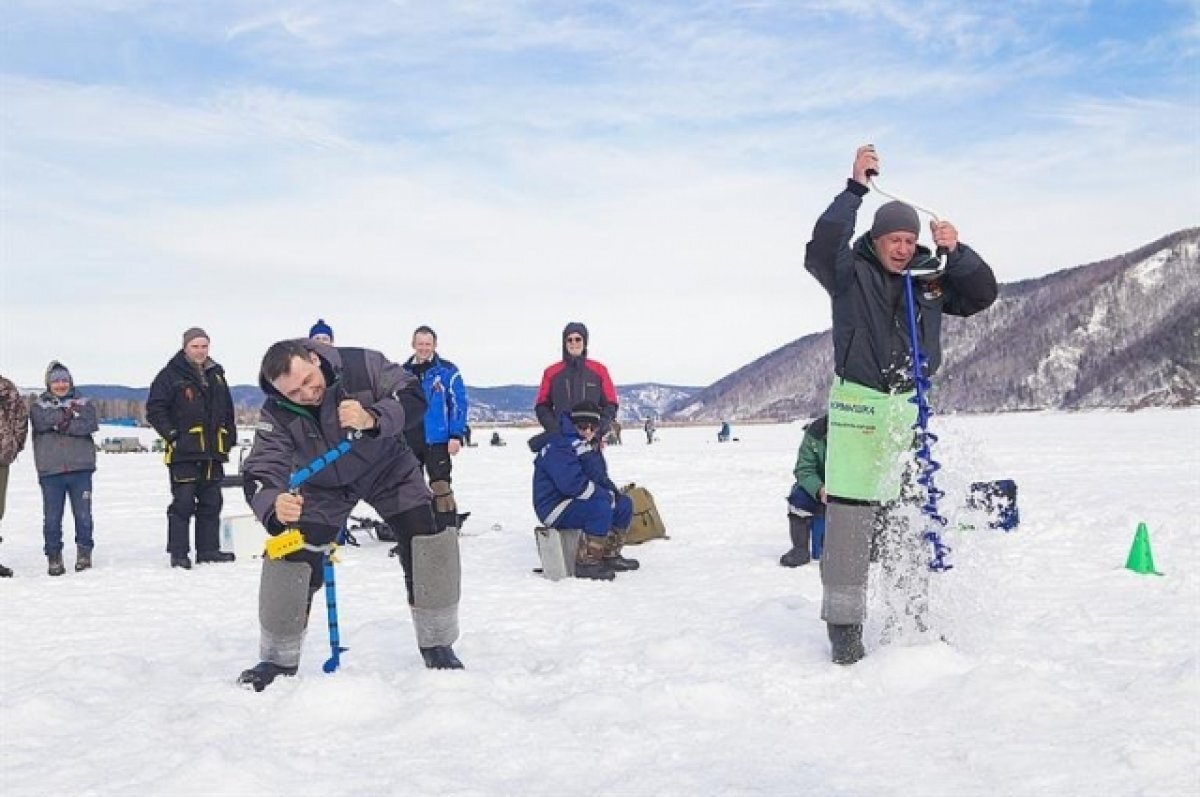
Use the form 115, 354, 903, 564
531, 401, 637, 580
402, 325, 469, 531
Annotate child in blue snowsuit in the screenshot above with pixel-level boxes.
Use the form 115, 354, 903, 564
531, 401, 636, 580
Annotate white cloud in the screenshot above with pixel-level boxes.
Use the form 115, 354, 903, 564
1, 1, 1196, 389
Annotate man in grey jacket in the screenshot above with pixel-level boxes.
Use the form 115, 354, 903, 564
29, 361, 99, 575
237, 339, 465, 691
804, 144, 998, 665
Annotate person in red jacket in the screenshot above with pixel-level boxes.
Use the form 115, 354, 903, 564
534, 322, 619, 437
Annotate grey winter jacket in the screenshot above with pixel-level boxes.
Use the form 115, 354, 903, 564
242, 343, 429, 532
805, 182, 998, 393
29, 363, 99, 477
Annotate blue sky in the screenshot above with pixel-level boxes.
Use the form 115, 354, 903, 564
2, 0, 1197, 389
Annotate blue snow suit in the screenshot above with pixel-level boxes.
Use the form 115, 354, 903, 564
402, 354, 468, 445
531, 413, 632, 538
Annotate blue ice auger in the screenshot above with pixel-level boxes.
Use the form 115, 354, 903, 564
264, 431, 363, 560
902, 274, 953, 571
322, 526, 350, 673
287, 431, 361, 491
867, 168, 953, 571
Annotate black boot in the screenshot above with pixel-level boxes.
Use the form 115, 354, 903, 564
47, 554, 66, 577
196, 550, 236, 563
602, 530, 640, 572
237, 661, 299, 692
574, 535, 616, 581
75, 547, 93, 572
827, 623, 866, 666
420, 645, 465, 670
780, 515, 812, 567
170, 554, 192, 570
0, 562, 12, 578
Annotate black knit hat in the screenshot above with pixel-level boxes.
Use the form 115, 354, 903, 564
570, 400, 602, 426
871, 201, 920, 239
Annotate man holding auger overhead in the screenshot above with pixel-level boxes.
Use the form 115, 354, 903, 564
237, 339, 466, 691
804, 144, 998, 666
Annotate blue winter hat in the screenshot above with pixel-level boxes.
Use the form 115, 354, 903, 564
309, 318, 334, 340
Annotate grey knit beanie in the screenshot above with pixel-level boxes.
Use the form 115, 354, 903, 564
182, 327, 209, 346
870, 201, 920, 239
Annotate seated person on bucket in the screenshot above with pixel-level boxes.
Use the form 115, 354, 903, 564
530, 400, 637, 581
781, 415, 828, 567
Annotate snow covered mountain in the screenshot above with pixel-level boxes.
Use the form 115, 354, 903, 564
667, 228, 1200, 421
55, 230, 1198, 425
465, 383, 699, 424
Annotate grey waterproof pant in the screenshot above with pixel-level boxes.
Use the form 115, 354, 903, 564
820, 501, 931, 628
820, 502, 878, 624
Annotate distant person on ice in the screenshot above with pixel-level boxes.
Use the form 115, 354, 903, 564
29, 362, 99, 576
146, 328, 238, 569
530, 400, 638, 580
643, 416, 656, 445
237, 339, 464, 691
804, 144, 998, 665
717, 421, 731, 443
780, 415, 828, 568
0, 373, 28, 578
535, 322, 619, 438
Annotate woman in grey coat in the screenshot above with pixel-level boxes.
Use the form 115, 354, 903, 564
30, 361, 99, 576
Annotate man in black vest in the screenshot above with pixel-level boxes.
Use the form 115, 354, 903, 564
146, 327, 238, 569
236, 339, 465, 691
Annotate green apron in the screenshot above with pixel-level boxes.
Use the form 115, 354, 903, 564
825, 379, 917, 502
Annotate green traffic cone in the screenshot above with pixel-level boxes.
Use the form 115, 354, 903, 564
1125, 522, 1163, 576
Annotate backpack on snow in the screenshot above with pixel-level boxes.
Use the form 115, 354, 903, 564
621, 483, 668, 545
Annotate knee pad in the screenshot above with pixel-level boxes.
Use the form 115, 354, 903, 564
430, 479, 456, 514
258, 557, 315, 667
410, 528, 461, 647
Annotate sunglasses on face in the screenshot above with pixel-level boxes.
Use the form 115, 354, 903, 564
565, 336, 584, 343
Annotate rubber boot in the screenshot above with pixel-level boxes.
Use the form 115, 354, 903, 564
602, 529, 640, 571
574, 535, 616, 581
237, 661, 299, 692
780, 515, 812, 567
0, 535, 11, 577
420, 645, 465, 670
827, 623, 866, 666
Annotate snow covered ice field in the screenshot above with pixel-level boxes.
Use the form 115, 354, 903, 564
1, 409, 1197, 797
